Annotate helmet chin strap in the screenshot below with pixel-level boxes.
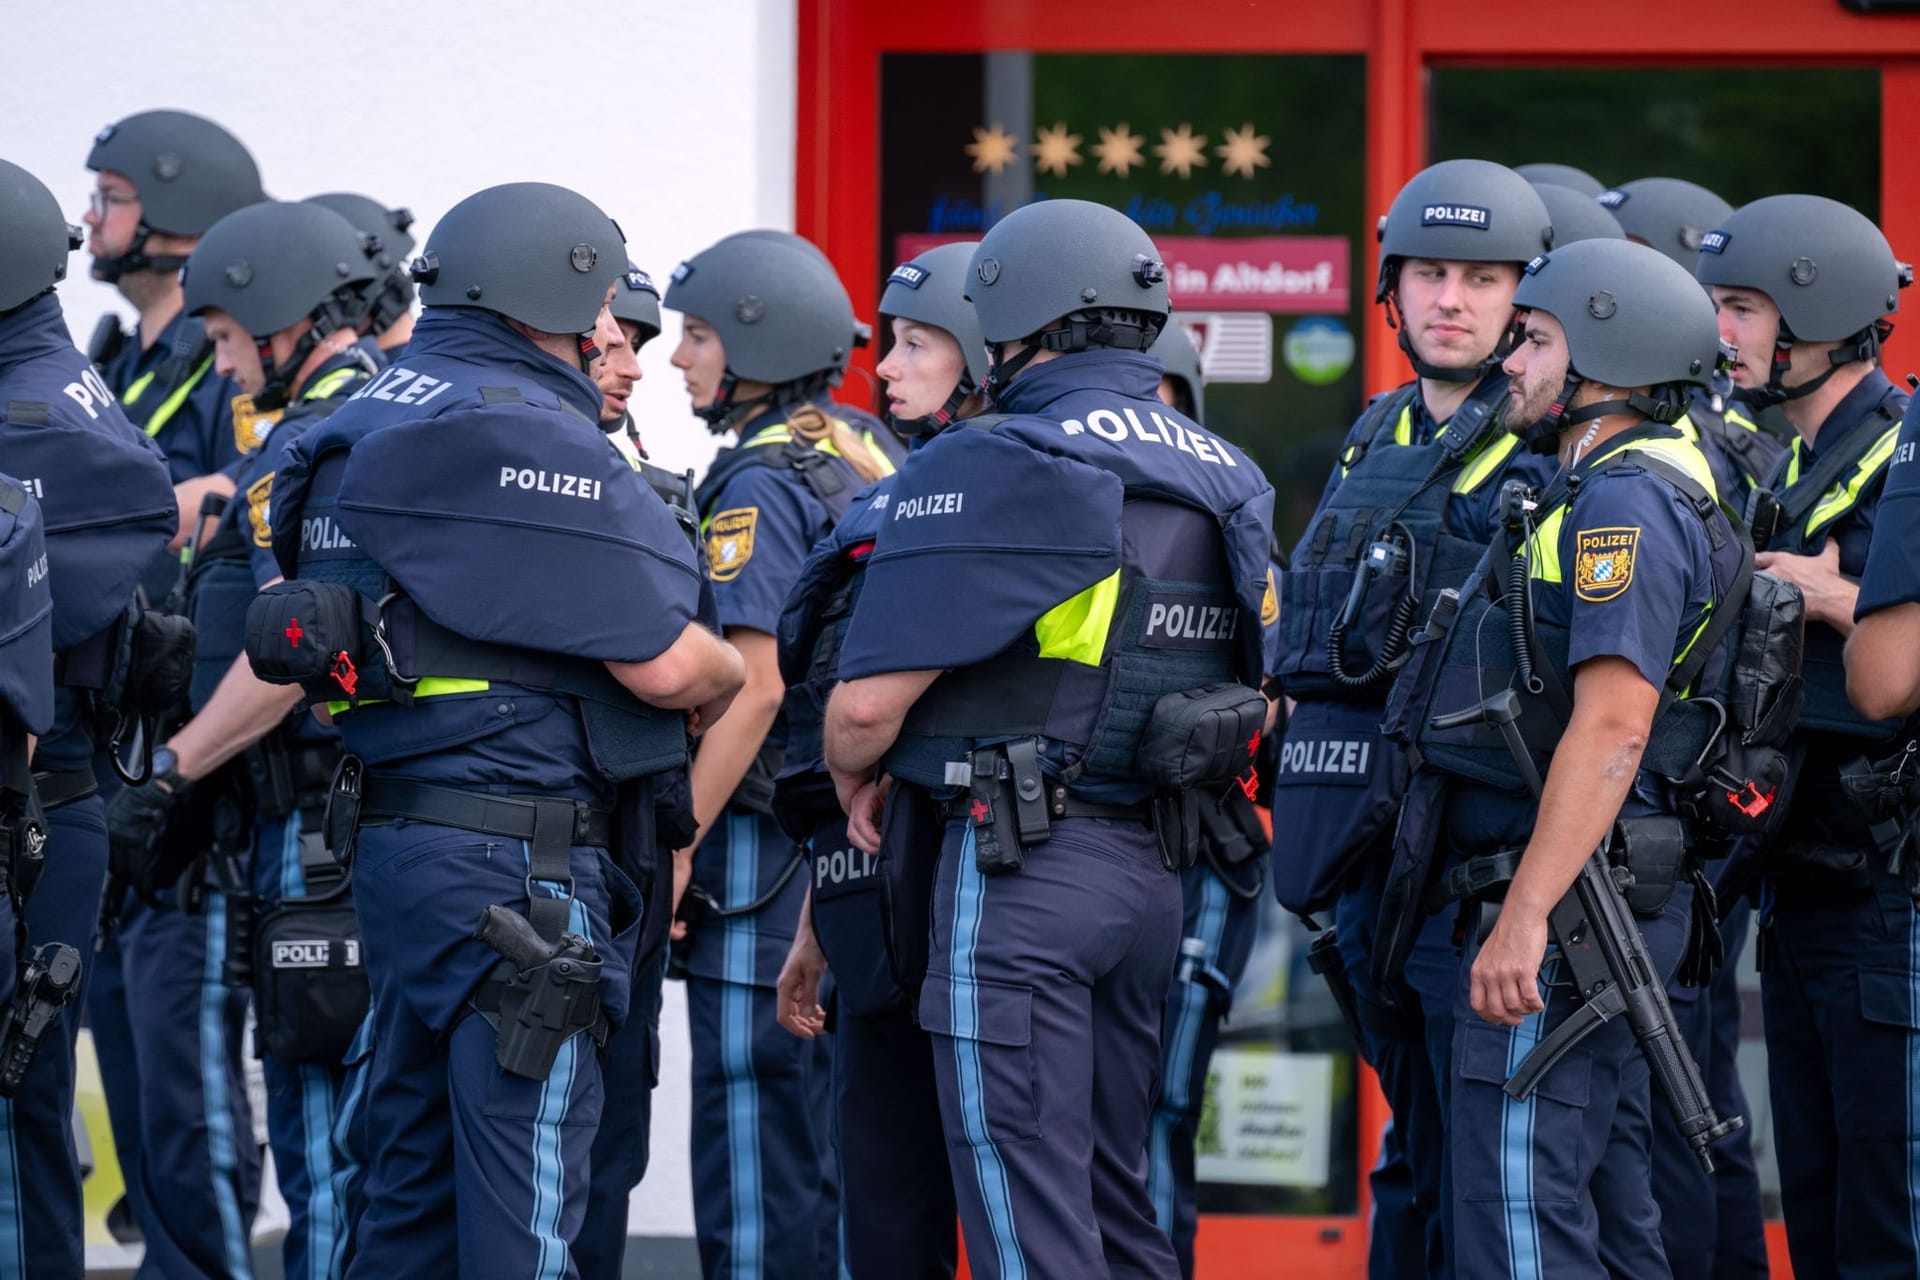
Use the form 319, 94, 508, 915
91, 223, 189, 284
890, 374, 976, 437
1741, 317, 1888, 409
1522, 367, 1682, 455
982, 342, 1043, 407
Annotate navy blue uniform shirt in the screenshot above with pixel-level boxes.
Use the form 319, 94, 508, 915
102, 308, 247, 483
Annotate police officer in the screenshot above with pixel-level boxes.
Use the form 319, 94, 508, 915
1134, 317, 1269, 1277
0, 156, 176, 1278
261, 181, 744, 1278
662, 229, 880, 1279
119, 199, 380, 1280
0, 465, 53, 1185
773, 240, 983, 1280
1515, 162, 1606, 197
823, 198, 1275, 1280
576, 258, 689, 1280
1695, 193, 1917, 1277
305, 193, 417, 362
82, 109, 266, 542
1275, 159, 1558, 1279
1388, 236, 1743, 1278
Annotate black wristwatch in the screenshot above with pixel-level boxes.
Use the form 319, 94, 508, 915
150, 746, 184, 790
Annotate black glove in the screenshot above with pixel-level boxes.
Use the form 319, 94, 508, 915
105, 748, 191, 903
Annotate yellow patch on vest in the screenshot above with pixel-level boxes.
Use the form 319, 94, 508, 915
1260, 568, 1280, 626
230, 393, 281, 455
706, 507, 759, 582
1574, 526, 1639, 602
246, 472, 275, 548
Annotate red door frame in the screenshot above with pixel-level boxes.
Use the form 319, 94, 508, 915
795, 4, 1920, 1274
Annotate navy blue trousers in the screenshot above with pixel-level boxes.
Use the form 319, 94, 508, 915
808, 812, 956, 1280
252, 809, 359, 1280
1339, 780, 1456, 1280
1147, 858, 1259, 1278
1448, 882, 1692, 1280
684, 809, 837, 1280
924, 815, 1181, 1280
1648, 897, 1767, 1279
1762, 862, 1920, 1279
344, 822, 637, 1280
89, 882, 259, 1280
0, 795, 106, 1277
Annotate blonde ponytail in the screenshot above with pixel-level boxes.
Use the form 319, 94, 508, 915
788, 402, 889, 484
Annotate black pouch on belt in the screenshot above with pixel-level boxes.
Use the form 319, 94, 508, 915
1611, 814, 1688, 919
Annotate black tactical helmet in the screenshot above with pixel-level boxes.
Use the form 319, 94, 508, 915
305, 192, 416, 336
610, 264, 662, 348
1155, 317, 1206, 423
664, 233, 855, 428
1596, 177, 1733, 269
965, 199, 1169, 357
717, 228, 872, 362
877, 240, 986, 434
1694, 193, 1909, 406
411, 182, 624, 336
183, 201, 374, 337
1528, 182, 1626, 247
1376, 160, 1553, 382
1513, 238, 1722, 439
0, 159, 80, 312
182, 201, 377, 410
1515, 163, 1606, 198
87, 110, 264, 282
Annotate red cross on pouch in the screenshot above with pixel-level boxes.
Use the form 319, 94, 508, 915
285, 617, 304, 646
969, 797, 992, 826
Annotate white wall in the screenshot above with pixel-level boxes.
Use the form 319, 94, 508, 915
1, 0, 799, 477
4, 0, 804, 1239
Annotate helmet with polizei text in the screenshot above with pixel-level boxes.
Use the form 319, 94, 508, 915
1515, 238, 1721, 391
1515, 163, 1606, 198
1377, 160, 1553, 298
1694, 193, 1906, 342
1528, 182, 1625, 247
663, 232, 855, 384
965, 199, 1170, 349
1597, 177, 1733, 269
411, 182, 625, 334
0, 159, 80, 311
610, 262, 663, 348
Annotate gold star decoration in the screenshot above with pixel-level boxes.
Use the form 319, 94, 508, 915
1032, 122, 1083, 178
1154, 123, 1209, 179
1216, 123, 1272, 180
964, 123, 1019, 175
1093, 123, 1147, 178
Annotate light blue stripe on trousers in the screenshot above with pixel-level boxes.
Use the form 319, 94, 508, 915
723, 812, 765, 1276
1499, 961, 1553, 1280
950, 827, 1026, 1280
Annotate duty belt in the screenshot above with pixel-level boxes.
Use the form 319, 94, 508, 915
30, 769, 98, 812
356, 778, 613, 848
937, 790, 1151, 825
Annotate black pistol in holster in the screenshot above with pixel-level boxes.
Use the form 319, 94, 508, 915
1442, 687, 1743, 1172
0, 943, 82, 1097
472, 905, 606, 1081
968, 740, 1049, 875
1306, 924, 1365, 1051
